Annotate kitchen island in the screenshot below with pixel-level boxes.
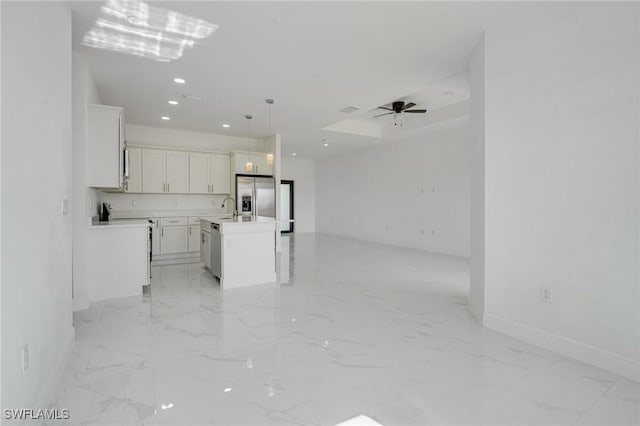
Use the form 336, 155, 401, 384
200, 216, 277, 289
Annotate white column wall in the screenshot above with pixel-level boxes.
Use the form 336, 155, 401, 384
281, 157, 316, 233
474, 3, 639, 380
1, 2, 74, 409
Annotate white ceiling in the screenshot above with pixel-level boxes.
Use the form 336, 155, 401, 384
68, 1, 573, 159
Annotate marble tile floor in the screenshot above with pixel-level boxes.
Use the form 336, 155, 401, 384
50, 234, 639, 426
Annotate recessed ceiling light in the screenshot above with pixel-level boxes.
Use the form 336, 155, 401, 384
161, 116, 170, 120
168, 100, 179, 105
442, 90, 455, 96
173, 78, 186, 84
222, 124, 230, 128
323, 143, 329, 147
292, 153, 297, 156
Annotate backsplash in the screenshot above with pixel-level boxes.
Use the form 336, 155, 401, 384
98, 192, 232, 214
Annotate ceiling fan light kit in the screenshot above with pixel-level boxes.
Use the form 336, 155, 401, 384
374, 100, 427, 126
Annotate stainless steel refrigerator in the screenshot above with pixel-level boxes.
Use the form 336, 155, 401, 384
236, 175, 276, 218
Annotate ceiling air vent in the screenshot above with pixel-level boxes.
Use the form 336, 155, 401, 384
183, 95, 205, 102
339, 105, 359, 114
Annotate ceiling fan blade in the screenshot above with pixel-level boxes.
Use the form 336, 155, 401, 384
373, 112, 393, 118
401, 102, 416, 111
404, 109, 427, 113
377, 106, 394, 111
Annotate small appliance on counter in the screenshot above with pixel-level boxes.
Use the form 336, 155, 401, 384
99, 202, 111, 222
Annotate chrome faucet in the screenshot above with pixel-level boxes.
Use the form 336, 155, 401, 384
221, 197, 237, 217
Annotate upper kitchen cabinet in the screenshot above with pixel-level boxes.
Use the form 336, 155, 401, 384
125, 148, 142, 193
165, 151, 189, 193
88, 104, 126, 190
141, 148, 188, 193
189, 153, 230, 194
232, 152, 272, 176
142, 149, 165, 193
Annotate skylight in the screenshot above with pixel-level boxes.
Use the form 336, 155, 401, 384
82, 0, 217, 62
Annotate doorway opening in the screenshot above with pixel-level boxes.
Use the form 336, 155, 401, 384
280, 180, 294, 234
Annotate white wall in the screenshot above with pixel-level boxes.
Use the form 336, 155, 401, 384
100, 193, 230, 215
1, 1, 74, 409
72, 52, 101, 311
316, 118, 471, 257
469, 34, 485, 321
126, 124, 262, 152
475, 2, 639, 380
281, 157, 316, 233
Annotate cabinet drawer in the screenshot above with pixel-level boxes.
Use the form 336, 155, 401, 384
160, 217, 188, 226
188, 217, 202, 225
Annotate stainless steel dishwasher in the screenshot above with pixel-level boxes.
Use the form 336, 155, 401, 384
210, 223, 222, 278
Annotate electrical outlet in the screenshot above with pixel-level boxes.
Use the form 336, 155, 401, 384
540, 285, 552, 303
132, 200, 137, 207
22, 344, 29, 372
61, 198, 68, 215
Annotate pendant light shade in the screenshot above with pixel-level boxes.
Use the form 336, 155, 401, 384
266, 98, 274, 166
245, 115, 253, 172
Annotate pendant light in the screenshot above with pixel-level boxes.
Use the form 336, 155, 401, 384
265, 98, 274, 166
245, 114, 253, 172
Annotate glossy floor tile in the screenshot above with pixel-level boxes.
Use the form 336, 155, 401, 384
51, 234, 639, 425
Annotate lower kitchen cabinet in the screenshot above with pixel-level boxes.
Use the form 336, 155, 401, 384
188, 224, 200, 252
150, 218, 160, 256
160, 225, 188, 254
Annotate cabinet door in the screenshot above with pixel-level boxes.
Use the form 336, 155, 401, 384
189, 152, 210, 194
160, 226, 188, 254
211, 154, 230, 194
126, 148, 142, 193
234, 153, 253, 174
166, 151, 189, 193
188, 225, 200, 252
253, 154, 271, 176
200, 231, 210, 267
150, 219, 160, 256
88, 104, 122, 188
142, 149, 166, 193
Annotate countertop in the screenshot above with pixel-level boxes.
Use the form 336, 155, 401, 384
89, 218, 152, 229
111, 210, 232, 219
201, 216, 276, 227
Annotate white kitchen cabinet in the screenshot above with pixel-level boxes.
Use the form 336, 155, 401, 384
142, 149, 189, 193
232, 152, 272, 176
150, 218, 160, 256
211, 154, 230, 193
126, 148, 142, 193
142, 149, 166, 193
189, 153, 230, 194
189, 152, 210, 193
160, 225, 188, 254
166, 151, 189, 193
88, 104, 126, 189
188, 224, 200, 252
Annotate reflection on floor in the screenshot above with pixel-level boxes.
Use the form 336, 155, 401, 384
51, 234, 639, 425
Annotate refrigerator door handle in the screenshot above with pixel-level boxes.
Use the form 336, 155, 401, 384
253, 187, 257, 217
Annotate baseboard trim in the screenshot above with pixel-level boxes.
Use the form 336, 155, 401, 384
468, 300, 484, 325
484, 313, 640, 382
34, 325, 75, 409
72, 296, 88, 312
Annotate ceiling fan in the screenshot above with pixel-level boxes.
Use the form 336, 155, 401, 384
374, 101, 427, 126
